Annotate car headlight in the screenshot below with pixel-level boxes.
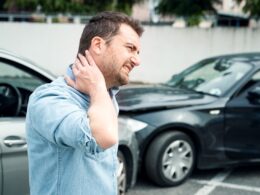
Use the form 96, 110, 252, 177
118, 117, 147, 132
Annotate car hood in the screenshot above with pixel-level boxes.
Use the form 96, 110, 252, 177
116, 84, 218, 112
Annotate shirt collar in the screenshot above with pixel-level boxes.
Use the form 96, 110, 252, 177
109, 87, 120, 96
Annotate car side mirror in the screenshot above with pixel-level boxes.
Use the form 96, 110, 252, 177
247, 86, 260, 104
248, 86, 260, 98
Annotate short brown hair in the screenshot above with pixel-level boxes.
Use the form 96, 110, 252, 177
78, 11, 144, 55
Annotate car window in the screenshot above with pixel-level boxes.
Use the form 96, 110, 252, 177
0, 61, 45, 91
252, 71, 260, 81
236, 70, 260, 96
196, 61, 251, 96
0, 60, 47, 117
167, 59, 253, 96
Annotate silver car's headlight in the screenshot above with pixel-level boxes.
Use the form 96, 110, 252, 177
118, 117, 147, 132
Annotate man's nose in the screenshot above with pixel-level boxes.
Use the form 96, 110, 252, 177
131, 54, 141, 67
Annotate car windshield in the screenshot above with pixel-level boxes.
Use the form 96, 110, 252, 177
166, 58, 253, 96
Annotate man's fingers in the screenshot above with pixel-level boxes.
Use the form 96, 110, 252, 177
72, 61, 81, 75
78, 53, 90, 67
85, 50, 96, 66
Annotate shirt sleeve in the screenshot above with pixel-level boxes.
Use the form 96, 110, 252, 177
27, 86, 104, 154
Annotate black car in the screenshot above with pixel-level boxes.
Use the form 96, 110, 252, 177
0, 49, 138, 195
117, 53, 260, 187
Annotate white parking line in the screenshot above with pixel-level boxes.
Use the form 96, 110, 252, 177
192, 179, 260, 193
193, 169, 232, 195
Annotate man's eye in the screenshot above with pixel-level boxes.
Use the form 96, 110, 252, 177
127, 46, 133, 51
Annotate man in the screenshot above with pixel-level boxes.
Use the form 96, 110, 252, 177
26, 11, 143, 195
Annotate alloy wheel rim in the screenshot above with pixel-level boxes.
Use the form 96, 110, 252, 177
162, 140, 193, 182
117, 156, 127, 195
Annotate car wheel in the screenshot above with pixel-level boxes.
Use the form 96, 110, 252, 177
117, 150, 127, 195
145, 131, 195, 186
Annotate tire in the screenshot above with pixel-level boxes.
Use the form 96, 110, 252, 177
117, 150, 127, 195
145, 131, 195, 187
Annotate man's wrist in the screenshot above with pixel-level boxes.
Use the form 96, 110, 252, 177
88, 84, 108, 99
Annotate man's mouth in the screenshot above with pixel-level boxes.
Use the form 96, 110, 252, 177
123, 64, 133, 73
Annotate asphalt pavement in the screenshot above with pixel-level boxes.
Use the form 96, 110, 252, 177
127, 165, 260, 195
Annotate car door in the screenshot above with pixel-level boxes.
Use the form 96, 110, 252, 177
0, 118, 28, 195
0, 57, 48, 195
224, 70, 260, 160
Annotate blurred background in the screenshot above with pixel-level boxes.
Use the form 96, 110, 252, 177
0, 0, 260, 83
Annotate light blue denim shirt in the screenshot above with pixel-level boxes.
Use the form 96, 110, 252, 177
26, 68, 119, 195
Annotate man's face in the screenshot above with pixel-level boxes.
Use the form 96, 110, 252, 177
100, 24, 141, 87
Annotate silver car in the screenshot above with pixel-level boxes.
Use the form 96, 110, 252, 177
0, 49, 139, 195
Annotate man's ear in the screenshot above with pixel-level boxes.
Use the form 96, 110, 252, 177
90, 36, 105, 55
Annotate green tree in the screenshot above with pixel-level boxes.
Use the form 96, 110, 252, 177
38, 0, 86, 13
0, 0, 5, 11
81, 0, 139, 15
237, 0, 260, 20
3, 0, 143, 15
155, 0, 220, 26
111, 0, 140, 15
4, 0, 38, 12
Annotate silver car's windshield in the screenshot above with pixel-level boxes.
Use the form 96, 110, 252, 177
166, 58, 253, 96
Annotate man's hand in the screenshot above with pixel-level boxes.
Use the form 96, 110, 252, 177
65, 50, 106, 96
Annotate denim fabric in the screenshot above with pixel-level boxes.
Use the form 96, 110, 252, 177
26, 75, 119, 195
